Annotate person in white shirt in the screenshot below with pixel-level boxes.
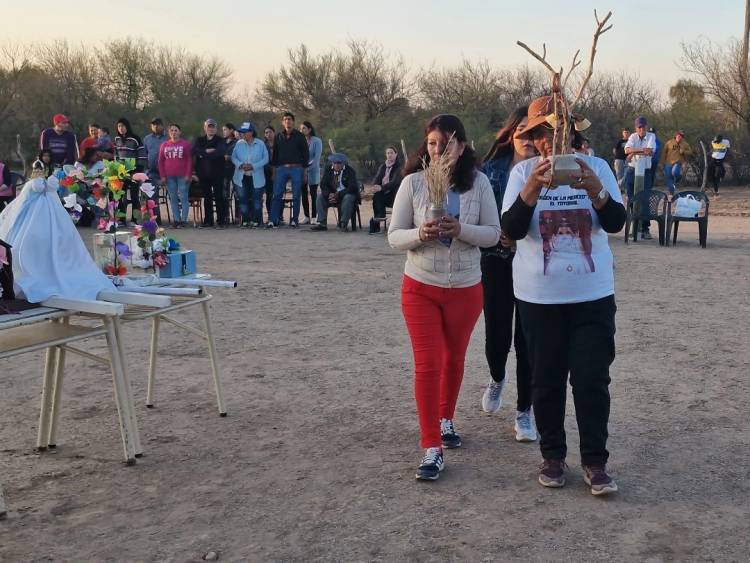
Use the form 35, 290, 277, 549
623, 116, 656, 238
501, 95, 626, 496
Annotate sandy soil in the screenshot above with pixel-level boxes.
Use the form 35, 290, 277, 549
1, 186, 749, 562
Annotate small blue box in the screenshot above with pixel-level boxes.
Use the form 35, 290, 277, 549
159, 250, 197, 278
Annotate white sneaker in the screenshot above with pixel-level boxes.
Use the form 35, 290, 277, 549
481, 378, 505, 413
300, 216, 311, 225
514, 409, 538, 442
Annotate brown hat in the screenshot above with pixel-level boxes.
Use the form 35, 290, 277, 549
520, 95, 592, 138
521, 96, 557, 137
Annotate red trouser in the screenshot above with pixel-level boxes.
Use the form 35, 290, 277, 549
401, 275, 484, 448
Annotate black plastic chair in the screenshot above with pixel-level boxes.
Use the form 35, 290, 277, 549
668, 190, 709, 248
625, 189, 668, 245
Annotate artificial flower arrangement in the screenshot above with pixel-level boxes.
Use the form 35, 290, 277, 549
58, 159, 172, 276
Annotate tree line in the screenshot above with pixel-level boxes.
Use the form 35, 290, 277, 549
1, 38, 746, 183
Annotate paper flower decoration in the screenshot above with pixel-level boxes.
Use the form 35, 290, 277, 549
63, 193, 82, 213
140, 182, 155, 198
132, 172, 149, 182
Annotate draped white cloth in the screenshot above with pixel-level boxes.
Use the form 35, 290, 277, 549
0, 176, 113, 303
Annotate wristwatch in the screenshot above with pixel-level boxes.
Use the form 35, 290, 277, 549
590, 188, 608, 203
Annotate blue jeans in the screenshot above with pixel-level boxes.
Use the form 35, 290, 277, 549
663, 163, 682, 194
166, 176, 189, 223
236, 176, 253, 223
270, 166, 303, 224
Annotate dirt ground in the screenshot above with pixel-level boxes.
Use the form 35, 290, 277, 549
1, 187, 749, 562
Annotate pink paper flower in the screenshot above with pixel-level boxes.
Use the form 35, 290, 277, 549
132, 172, 149, 182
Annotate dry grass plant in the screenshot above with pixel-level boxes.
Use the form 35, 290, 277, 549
421, 132, 456, 207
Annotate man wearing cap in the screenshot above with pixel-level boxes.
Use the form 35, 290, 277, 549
624, 116, 656, 239
311, 153, 358, 232
39, 114, 79, 167
662, 130, 693, 196
193, 118, 227, 228
269, 112, 309, 228
143, 118, 168, 222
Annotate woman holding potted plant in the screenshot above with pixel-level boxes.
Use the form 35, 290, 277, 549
388, 114, 500, 481
501, 95, 626, 495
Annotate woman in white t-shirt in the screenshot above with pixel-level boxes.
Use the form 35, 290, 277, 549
501, 95, 626, 497
709, 134, 731, 196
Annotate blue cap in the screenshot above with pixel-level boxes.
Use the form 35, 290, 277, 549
327, 152, 348, 164
237, 121, 256, 134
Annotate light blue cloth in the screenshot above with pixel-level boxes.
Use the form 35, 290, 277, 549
0, 176, 113, 302
231, 138, 269, 188
306, 136, 322, 185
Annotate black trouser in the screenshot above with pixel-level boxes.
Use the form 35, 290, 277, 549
118, 180, 141, 223
224, 173, 239, 223
709, 158, 725, 194
517, 295, 616, 466
373, 189, 396, 220
480, 251, 532, 412
301, 183, 318, 218
199, 173, 227, 226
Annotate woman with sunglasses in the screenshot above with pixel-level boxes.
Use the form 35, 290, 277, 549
388, 114, 500, 481
501, 96, 626, 496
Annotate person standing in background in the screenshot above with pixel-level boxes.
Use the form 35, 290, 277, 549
300, 121, 322, 225
263, 126, 276, 220
612, 128, 629, 187
79, 123, 114, 161
268, 112, 308, 229
158, 124, 193, 229
193, 118, 227, 228
222, 123, 238, 223
114, 117, 146, 225
624, 116, 656, 239
709, 133, 731, 197
39, 114, 78, 168
143, 118, 168, 223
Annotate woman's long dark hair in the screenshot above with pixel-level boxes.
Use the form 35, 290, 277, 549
115, 117, 140, 142
483, 106, 528, 162
302, 121, 317, 137
403, 114, 478, 193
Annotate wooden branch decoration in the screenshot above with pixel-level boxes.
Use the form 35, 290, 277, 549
562, 50, 581, 90
516, 41, 556, 76
569, 10, 613, 110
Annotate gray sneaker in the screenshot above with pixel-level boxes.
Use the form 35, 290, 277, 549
415, 447, 445, 481
481, 378, 505, 413
514, 409, 538, 442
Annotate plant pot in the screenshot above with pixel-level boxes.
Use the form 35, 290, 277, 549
546, 154, 581, 187
426, 204, 446, 220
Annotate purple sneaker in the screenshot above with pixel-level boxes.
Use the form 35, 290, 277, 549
538, 459, 567, 488
582, 464, 618, 496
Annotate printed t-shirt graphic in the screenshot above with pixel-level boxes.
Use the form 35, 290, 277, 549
539, 209, 595, 275
711, 139, 730, 160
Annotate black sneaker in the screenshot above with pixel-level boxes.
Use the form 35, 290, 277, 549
265, 222, 276, 229
415, 447, 444, 481
440, 418, 462, 449
582, 464, 618, 496
538, 459, 567, 488
311, 224, 328, 231
289, 220, 298, 229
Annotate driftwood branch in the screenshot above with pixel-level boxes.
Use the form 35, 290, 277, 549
516, 41, 556, 75
570, 10, 613, 109
562, 50, 581, 90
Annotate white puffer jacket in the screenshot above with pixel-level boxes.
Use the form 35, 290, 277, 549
388, 170, 500, 288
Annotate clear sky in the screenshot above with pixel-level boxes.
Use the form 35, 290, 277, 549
6, 0, 742, 97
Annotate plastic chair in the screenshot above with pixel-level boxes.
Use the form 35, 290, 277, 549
668, 190, 709, 248
625, 189, 668, 245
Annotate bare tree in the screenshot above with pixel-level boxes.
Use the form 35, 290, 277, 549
681, 38, 750, 132
96, 38, 154, 110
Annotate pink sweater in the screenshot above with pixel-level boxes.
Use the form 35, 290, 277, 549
158, 139, 193, 178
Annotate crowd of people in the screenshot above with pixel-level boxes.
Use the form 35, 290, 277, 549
0, 105, 735, 495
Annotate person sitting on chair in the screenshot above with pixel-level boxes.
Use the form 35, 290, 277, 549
369, 146, 403, 233
312, 153, 358, 232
